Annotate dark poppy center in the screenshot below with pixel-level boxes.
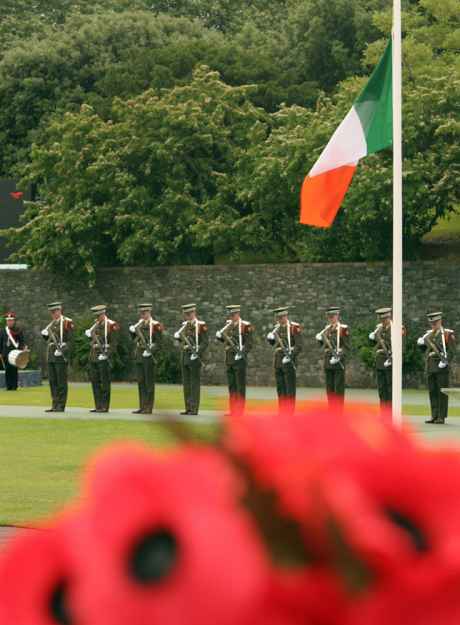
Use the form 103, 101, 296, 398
129, 529, 178, 584
49, 581, 73, 625
385, 507, 430, 553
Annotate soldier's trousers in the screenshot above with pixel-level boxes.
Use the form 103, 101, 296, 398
325, 367, 345, 410
427, 369, 449, 421
4, 360, 18, 390
48, 361, 68, 410
275, 363, 296, 416
182, 359, 201, 414
376, 367, 392, 409
136, 358, 155, 413
89, 360, 111, 411
227, 360, 247, 416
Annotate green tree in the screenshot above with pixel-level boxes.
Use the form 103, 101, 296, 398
8, 67, 268, 281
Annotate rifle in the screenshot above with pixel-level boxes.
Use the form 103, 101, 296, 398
176, 321, 204, 366
273, 324, 296, 372
374, 323, 392, 368
321, 325, 344, 370
424, 329, 448, 368
132, 319, 155, 359
218, 321, 245, 361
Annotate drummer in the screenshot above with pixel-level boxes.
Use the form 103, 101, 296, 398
0, 312, 27, 391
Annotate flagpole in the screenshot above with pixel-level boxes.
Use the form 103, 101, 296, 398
392, 0, 403, 426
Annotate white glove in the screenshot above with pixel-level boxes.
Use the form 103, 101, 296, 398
315, 333, 323, 342
54, 349, 63, 357
174, 331, 181, 340
142, 350, 151, 358
98, 353, 108, 361
41, 329, 49, 337
191, 352, 199, 361
85, 329, 92, 338
439, 361, 448, 369
267, 332, 275, 341
61, 342, 66, 347
282, 356, 291, 365
337, 348, 343, 354
216, 330, 222, 339
369, 332, 376, 341
129, 325, 136, 333
417, 337, 425, 346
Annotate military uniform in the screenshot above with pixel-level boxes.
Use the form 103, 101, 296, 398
417, 312, 456, 424
0, 313, 26, 391
41, 303, 74, 412
316, 307, 350, 408
369, 308, 394, 411
129, 304, 164, 414
216, 305, 254, 417
86, 305, 120, 413
267, 307, 302, 416
174, 304, 209, 415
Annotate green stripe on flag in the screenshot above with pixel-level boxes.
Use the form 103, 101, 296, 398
354, 40, 393, 154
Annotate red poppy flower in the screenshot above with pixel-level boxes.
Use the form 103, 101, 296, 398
75, 443, 270, 625
227, 402, 411, 524
9, 191, 23, 200
0, 513, 83, 625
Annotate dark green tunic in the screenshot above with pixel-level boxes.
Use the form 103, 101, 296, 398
217, 319, 254, 416
176, 320, 209, 414
418, 327, 456, 422
316, 323, 350, 406
42, 316, 74, 411
88, 317, 119, 412
129, 318, 163, 413
267, 321, 302, 415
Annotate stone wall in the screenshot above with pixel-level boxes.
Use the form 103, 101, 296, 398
0, 261, 459, 387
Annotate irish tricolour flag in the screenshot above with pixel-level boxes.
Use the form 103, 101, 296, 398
300, 41, 393, 227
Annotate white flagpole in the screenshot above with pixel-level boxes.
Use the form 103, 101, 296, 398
392, 0, 403, 426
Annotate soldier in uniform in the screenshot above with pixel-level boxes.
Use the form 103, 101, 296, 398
129, 303, 164, 415
85, 305, 120, 413
417, 312, 456, 424
174, 304, 209, 416
315, 307, 350, 409
0, 312, 26, 391
41, 302, 74, 412
216, 305, 254, 417
267, 307, 302, 416
369, 307, 394, 413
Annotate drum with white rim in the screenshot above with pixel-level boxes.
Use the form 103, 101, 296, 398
8, 349, 30, 369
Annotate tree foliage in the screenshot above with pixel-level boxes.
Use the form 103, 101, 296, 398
2, 0, 459, 277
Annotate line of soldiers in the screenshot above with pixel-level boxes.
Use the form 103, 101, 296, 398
0, 303, 456, 424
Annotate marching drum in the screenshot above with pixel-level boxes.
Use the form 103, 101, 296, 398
8, 349, 30, 370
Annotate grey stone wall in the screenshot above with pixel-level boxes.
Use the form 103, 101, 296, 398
0, 262, 458, 387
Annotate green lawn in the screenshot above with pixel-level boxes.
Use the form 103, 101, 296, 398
0, 384, 458, 524
423, 211, 460, 242
0, 383, 219, 410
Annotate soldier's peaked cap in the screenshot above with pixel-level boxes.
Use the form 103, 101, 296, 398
272, 306, 289, 316
182, 303, 197, 313
326, 307, 340, 315
138, 303, 153, 310
427, 311, 443, 322
226, 305, 241, 312
48, 302, 63, 310
91, 305, 107, 314
376, 307, 392, 318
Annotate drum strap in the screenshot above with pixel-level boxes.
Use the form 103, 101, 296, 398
6, 327, 19, 349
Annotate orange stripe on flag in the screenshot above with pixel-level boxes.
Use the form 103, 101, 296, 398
299, 165, 356, 227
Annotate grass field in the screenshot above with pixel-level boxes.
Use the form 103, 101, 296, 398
0, 383, 220, 410
0, 383, 458, 525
